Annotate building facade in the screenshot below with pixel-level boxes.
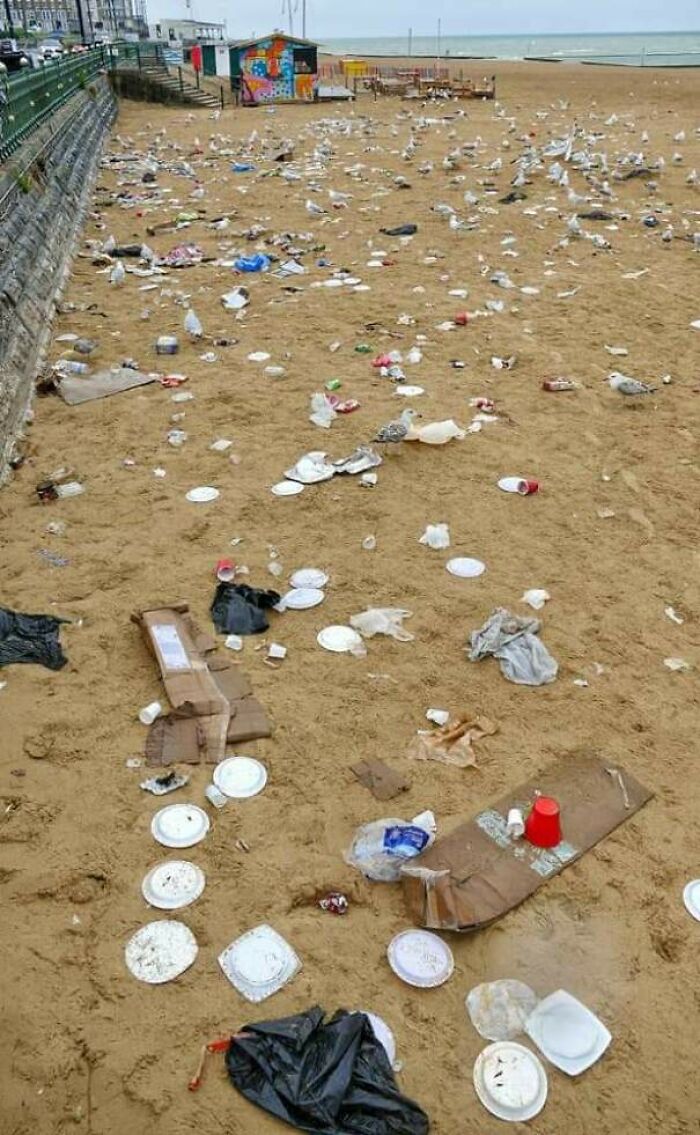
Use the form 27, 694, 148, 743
4, 0, 147, 38
148, 17, 225, 43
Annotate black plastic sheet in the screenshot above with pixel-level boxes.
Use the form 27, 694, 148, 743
226, 1007, 429, 1135
211, 584, 281, 636
0, 607, 67, 670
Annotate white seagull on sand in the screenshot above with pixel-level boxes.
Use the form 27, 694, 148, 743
608, 372, 656, 397
374, 408, 421, 443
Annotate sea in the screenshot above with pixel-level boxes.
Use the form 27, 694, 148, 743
321, 31, 700, 67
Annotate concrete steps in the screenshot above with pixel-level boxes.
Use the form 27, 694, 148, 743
128, 64, 221, 108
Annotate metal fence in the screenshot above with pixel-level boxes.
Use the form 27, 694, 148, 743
0, 48, 109, 161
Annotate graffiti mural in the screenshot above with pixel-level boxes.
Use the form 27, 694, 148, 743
237, 36, 317, 104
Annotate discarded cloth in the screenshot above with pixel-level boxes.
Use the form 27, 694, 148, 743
407, 714, 498, 769
0, 607, 67, 670
211, 584, 281, 636
468, 608, 558, 686
226, 1006, 429, 1135
380, 223, 418, 236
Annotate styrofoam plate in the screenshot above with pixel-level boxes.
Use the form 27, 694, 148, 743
271, 481, 305, 496
218, 924, 301, 1002
282, 588, 325, 610
446, 557, 486, 578
290, 568, 328, 589
125, 920, 198, 984
186, 486, 219, 503
474, 1042, 547, 1122
356, 1011, 397, 1065
317, 625, 363, 653
213, 756, 268, 799
395, 385, 425, 397
525, 990, 611, 1076
683, 878, 700, 921
151, 804, 210, 848
141, 861, 205, 910
387, 929, 454, 989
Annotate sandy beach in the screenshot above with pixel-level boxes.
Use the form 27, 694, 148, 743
1, 60, 699, 1135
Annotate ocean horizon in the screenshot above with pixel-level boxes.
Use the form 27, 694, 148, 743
319, 30, 700, 67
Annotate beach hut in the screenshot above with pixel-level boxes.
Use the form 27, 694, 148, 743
229, 32, 319, 104
201, 42, 232, 79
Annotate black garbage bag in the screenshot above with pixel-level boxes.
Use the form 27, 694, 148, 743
210, 583, 281, 636
380, 224, 418, 236
0, 607, 68, 670
226, 1007, 429, 1135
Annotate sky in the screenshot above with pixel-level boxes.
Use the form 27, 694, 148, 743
147, 0, 699, 40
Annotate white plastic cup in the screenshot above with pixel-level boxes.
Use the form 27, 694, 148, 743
362, 535, 377, 551
205, 783, 228, 809
506, 808, 525, 839
139, 701, 162, 726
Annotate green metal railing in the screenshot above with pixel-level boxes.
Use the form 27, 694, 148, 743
0, 48, 109, 161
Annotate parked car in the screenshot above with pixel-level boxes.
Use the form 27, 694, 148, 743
0, 39, 31, 72
40, 42, 64, 60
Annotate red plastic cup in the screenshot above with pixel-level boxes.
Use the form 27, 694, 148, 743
525, 796, 561, 848
518, 479, 539, 496
216, 559, 236, 583
454, 312, 469, 326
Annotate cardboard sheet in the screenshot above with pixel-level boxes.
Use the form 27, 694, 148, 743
351, 758, 410, 801
135, 602, 272, 765
402, 755, 653, 932
59, 367, 155, 405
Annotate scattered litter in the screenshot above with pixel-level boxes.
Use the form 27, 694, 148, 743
125, 920, 198, 984
466, 980, 538, 1041
522, 589, 550, 610
0, 607, 68, 670
218, 924, 300, 1002
345, 811, 435, 881
408, 713, 498, 769
419, 523, 450, 549
140, 771, 189, 796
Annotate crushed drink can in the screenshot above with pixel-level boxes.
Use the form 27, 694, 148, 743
543, 378, 577, 392
319, 892, 349, 915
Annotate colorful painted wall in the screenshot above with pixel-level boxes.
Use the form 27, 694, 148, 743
235, 36, 317, 103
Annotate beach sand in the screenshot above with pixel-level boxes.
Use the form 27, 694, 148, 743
1, 62, 699, 1135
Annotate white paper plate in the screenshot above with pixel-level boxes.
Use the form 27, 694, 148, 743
498, 477, 527, 494
525, 990, 611, 1076
271, 481, 305, 496
151, 804, 210, 848
125, 920, 198, 984
395, 385, 425, 397
213, 756, 268, 799
446, 557, 486, 578
282, 588, 325, 610
218, 924, 301, 1002
290, 568, 328, 589
387, 929, 454, 989
141, 861, 205, 910
317, 625, 363, 653
474, 1042, 547, 1122
186, 486, 219, 503
357, 1011, 397, 1065
683, 878, 700, 921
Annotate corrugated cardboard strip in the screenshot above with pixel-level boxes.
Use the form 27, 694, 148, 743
402, 755, 652, 932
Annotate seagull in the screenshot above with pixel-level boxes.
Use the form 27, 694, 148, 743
374, 408, 421, 443
608, 372, 656, 397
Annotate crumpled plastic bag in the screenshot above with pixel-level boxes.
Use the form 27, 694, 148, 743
403, 419, 465, 445
0, 607, 68, 670
350, 609, 414, 641
468, 607, 558, 685
310, 392, 337, 429
226, 1006, 429, 1135
466, 980, 538, 1042
419, 523, 450, 549
211, 584, 281, 636
407, 714, 498, 769
345, 811, 436, 881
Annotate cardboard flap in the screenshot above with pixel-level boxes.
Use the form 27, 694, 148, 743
402, 756, 653, 932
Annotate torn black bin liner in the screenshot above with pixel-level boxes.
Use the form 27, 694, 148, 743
226, 1007, 429, 1135
0, 607, 67, 670
211, 583, 281, 636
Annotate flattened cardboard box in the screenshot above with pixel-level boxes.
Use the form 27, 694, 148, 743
402, 755, 652, 932
133, 603, 230, 763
